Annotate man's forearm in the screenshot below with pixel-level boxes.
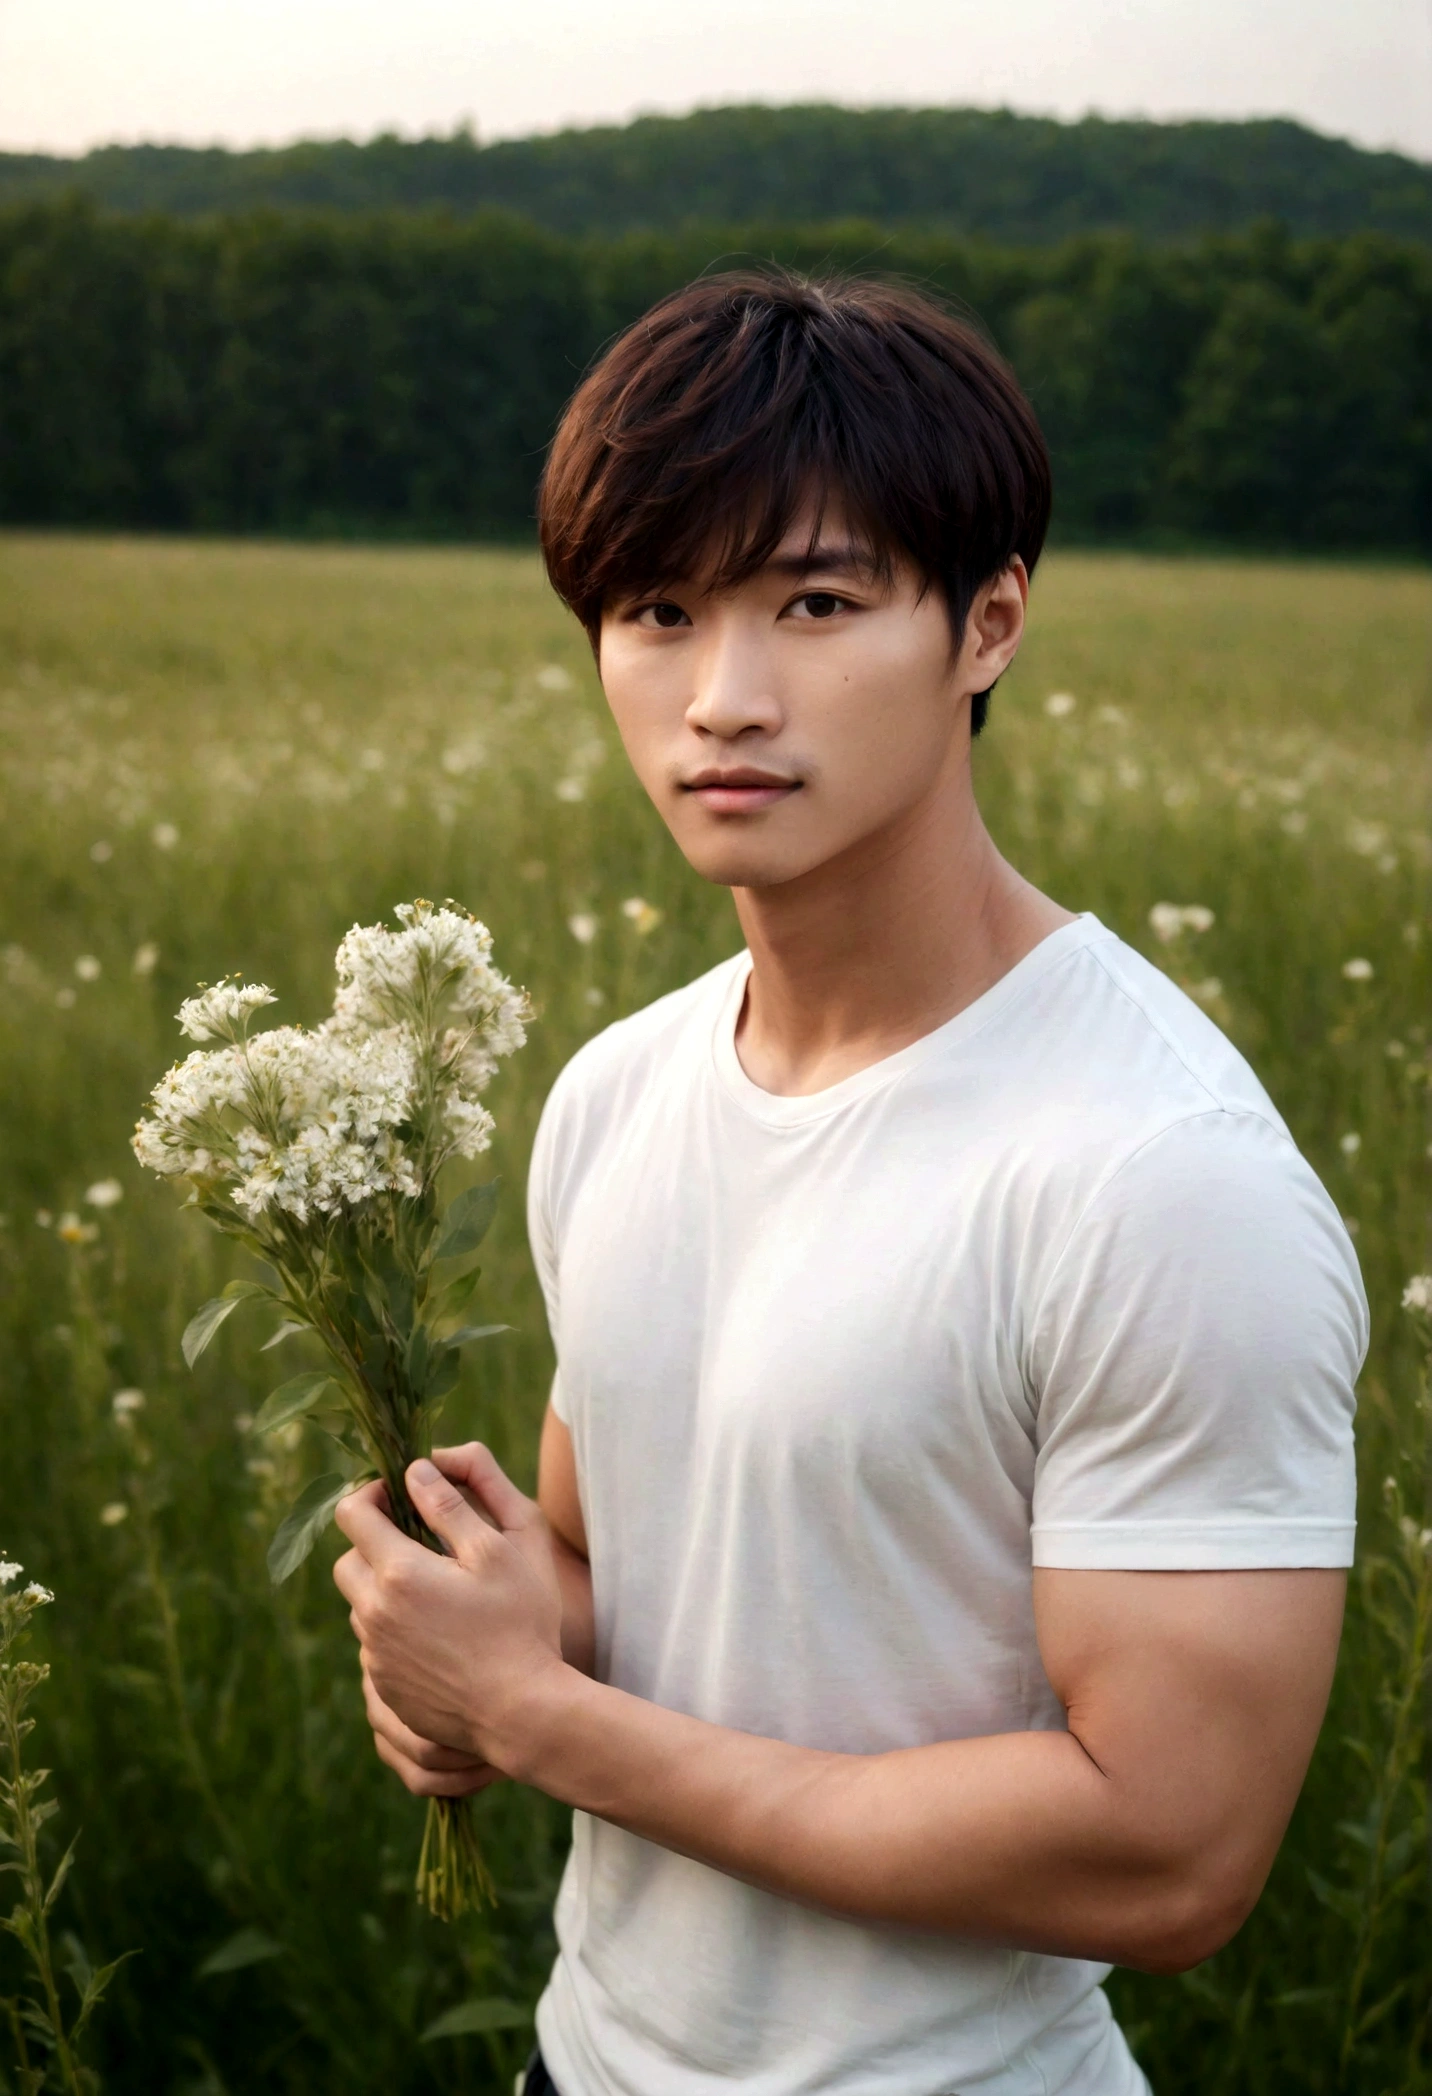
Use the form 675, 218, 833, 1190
500, 1666, 1239, 1973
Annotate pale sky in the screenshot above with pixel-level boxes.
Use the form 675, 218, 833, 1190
2, 0, 1430, 162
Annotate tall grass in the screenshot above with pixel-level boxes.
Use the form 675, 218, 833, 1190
0, 534, 1427, 2094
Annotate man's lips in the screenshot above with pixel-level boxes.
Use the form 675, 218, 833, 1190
680, 769, 802, 813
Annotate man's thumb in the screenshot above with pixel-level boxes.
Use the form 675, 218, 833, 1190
406, 1458, 490, 1566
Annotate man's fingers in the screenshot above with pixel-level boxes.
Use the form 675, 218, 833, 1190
361, 1667, 487, 1773
333, 1545, 378, 1609
372, 1727, 504, 1799
333, 1479, 409, 1569
432, 1442, 542, 1535
404, 1455, 508, 1569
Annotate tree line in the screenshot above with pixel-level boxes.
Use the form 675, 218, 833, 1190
3, 107, 1432, 246
1, 200, 1428, 553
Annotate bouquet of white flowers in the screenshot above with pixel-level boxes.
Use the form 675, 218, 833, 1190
133, 901, 529, 1918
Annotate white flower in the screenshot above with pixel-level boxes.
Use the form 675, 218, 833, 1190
133, 942, 160, 978
1149, 903, 1214, 943
1339, 1133, 1362, 1157
329, 904, 527, 1083
1342, 958, 1374, 982
621, 897, 664, 937
554, 777, 586, 803
99, 1503, 129, 1526
152, 822, 180, 850
22, 1583, 52, 1605
1346, 820, 1387, 857
0, 1559, 21, 1586
567, 913, 598, 945
112, 1388, 145, 1419
56, 1213, 98, 1245
1403, 1275, 1432, 1314
74, 955, 102, 982
1044, 692, 1076, 718
536, 664, 574, 692
84, 1178, 124, 1209
178, 980, 278, 1042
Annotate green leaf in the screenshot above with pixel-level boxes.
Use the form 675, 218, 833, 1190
419, 1996, 530, 2041
266, 1473, 350, 1584
43, 1835, 79, 1915
197, 1927, 284, 1978
428, 1266, 482, 1323
259, 1319, 309, 1352
443, 1324, 510, 1349
181, 1281, 268, 1368
253, 1373, 338, 1435
405, 1321, 431, 1394
430, 1181, 500, 1265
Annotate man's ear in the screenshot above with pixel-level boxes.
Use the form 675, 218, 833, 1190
965, 561, 1028, 692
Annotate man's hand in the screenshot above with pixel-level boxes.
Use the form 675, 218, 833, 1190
333, 1444, 567, 1781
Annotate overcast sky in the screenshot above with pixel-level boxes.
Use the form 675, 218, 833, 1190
3, 0, 1430, 162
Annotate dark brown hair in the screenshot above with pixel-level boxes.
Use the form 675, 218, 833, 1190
538, 268, 1052, 734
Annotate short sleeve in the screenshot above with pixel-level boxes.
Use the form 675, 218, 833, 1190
526, 1083, 569, 1424
1029, 1110, 1367, 1570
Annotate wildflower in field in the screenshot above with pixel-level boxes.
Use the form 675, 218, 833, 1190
98, 1503, 128, 1526
622, 897, 664, 936
1044, 692, 1076, 717
74, 955, 101, 982
0, 1560, 21, 1586
90, 840, 112, 863
1342, 958, 1374, 982
1403, 1275, 1432, 1314
133, 900, 530, 1921
1, 1565, 128, 2082
555, 776, 586, 802
152, 822, 179, 849
568, 912, 598, 944
84, 1178, 124, 1208
1149, 903, 1215, 943
111, 1389, 145, 1421
54, 987, 76, 1009
536, 664, 574, 692
1339, 1133, 1362, 1157
56, 1213, 98, 1245
132, 942, 161, 978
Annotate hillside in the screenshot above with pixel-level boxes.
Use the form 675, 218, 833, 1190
3, 104, 1431, 243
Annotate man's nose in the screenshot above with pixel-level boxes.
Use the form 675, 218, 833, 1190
684, 629, 783, 739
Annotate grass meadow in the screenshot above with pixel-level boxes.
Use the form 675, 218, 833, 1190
0, 533, 1428, 2095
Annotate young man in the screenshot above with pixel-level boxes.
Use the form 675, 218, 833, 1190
334, 273, 1366, 2095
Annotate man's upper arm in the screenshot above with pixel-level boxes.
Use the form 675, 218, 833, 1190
1033, 1564, 1345, 1967
539, 1401, 588, 1559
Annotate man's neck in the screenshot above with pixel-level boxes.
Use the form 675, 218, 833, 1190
731, 763, 1074, 1098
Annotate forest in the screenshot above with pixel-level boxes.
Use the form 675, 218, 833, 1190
1, 200, 1429, 551
3, 104, 1432, 244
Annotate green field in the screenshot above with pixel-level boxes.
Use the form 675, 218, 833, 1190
0, 534, 1428, 2095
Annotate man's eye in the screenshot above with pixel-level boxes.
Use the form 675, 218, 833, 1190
642, 601, 689, 629
795, 592, 844, 620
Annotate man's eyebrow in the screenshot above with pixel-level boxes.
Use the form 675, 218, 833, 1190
761, 541, 879, 579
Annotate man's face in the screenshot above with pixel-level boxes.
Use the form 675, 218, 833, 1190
597, 506, 1026, 891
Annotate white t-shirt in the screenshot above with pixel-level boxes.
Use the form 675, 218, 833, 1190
528, 915, 1365, 2096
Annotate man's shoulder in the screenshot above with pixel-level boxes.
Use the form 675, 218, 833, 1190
543, 951, 745, 1124
1024, 920, 1286, 1138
